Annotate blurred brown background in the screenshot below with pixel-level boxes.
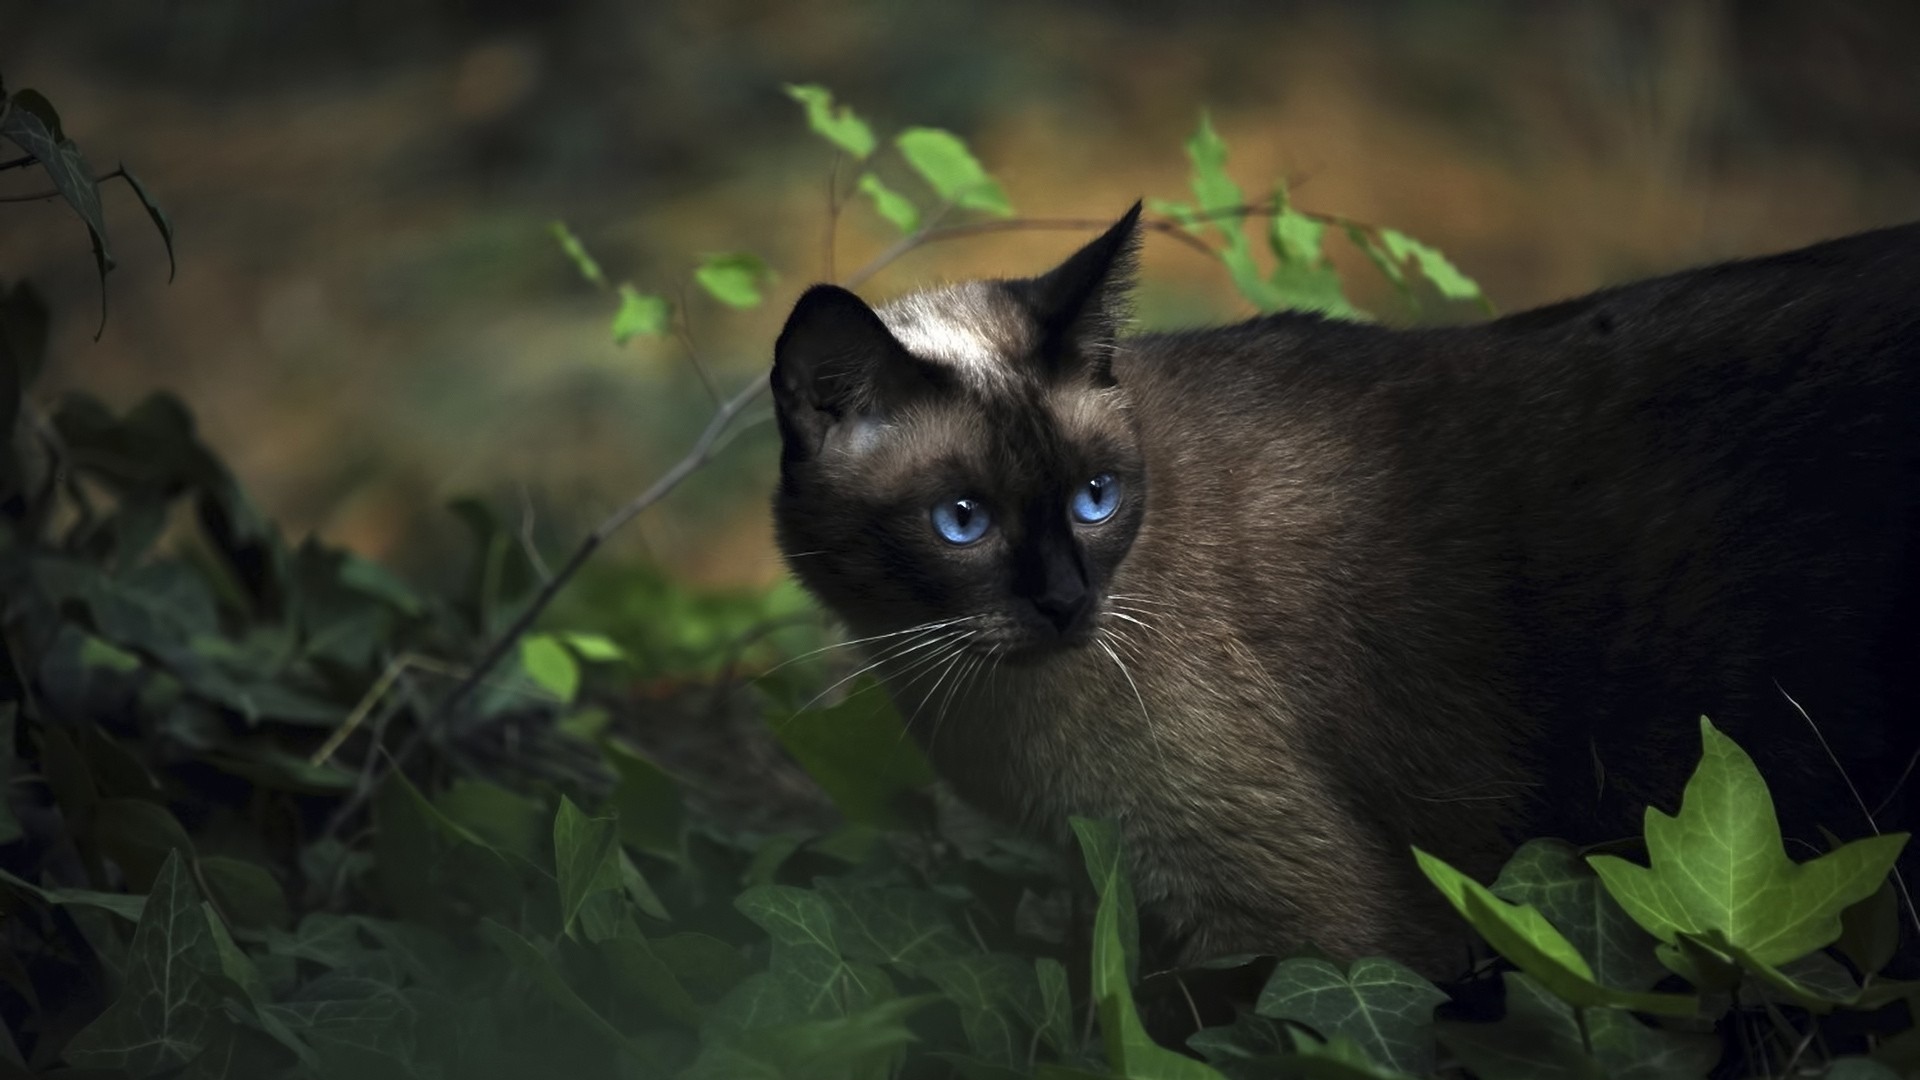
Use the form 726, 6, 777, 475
4, 0, 1918, 591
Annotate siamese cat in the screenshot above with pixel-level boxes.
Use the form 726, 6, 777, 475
768, 203, 1920, 973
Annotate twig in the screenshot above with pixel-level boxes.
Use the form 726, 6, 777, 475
519, 483, 552, 583
0, 165, 128, 203
843, 200, 1291, 289
824, 152, 844, 281
674, 285, 720, 407
0, 155, 35, 173
319, 373, 768, 840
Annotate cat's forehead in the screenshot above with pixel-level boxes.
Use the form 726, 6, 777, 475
877, 282, 1032, 387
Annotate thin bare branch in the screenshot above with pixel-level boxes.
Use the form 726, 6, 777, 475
674, 284, 721, 407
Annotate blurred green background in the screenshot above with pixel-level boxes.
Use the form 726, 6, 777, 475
5, 0, 1919, 591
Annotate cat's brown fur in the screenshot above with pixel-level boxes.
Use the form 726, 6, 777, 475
770, 206, 1920, 972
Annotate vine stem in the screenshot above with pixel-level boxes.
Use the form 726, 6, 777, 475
0, 165, 128, 202
320, 193, 1303, 840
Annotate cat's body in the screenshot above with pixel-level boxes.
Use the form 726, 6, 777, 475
770, 208, 1920, 972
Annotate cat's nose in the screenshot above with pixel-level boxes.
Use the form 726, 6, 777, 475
1031, 586, 1091, 635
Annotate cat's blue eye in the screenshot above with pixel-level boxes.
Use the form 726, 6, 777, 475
1071, 473, 1121, 524
931, 497, 992, 545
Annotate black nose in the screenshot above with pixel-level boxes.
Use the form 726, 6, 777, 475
1032, 584, 1091, 635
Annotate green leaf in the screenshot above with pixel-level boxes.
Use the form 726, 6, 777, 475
783, 84, 876, 159
1073, 817, 1227, 1080
80, 633, 141, 672
338, 554, 423, 616
1070, 817, 1138, 984
896, 127, 1013, 216
857, 172, 921, 233
772, 683, 934, 827
1837, 874, 1902, 979
1378, 228, 1485, 305
199, 855, 291, 931
735, 884, 893, 1018
550, 220, 606, 288
1269, 206, 1326, 267
519, 632, 580, 702
115, 164, 176, 282
1254, 956, 1447, 1076
479, 918, 655, 1061
921, 953, 1032, 1067
694, 252, 774, 309
1492, 839, 1667, 992
688, 994, 937, 1080
1414, 847, 1695, 1016
612, 284, 670, 343
603, 738, 686, 863
89, 796, 197, 892
1, 89, 113, 334
1436, 972, 1720, 1080
1032, 957, 1075, 1057
0, 865, 147, 921
562, 631, 625, 662
553, 795, 622, 941
64, 852, 224, 1073
815, 876, 969, 974
601, 928, 707, 1025
1184, 112, 1245, 230
1587, 717, 1908, 967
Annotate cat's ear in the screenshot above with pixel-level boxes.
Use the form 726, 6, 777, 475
771, 284, 947, 459
1018, 200, 1143, 386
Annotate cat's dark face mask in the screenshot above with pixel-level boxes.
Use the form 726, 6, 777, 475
769, 204, 1148, 662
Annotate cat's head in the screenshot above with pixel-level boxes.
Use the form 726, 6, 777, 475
770, 203, 1146, 662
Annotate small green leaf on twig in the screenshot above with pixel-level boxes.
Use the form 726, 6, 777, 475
694, 252, 774, 309
857, 173, 920, 233
550, 220, 607, 289
784, 84, 876, 160
520, 633, 580, 702
896, 127, 1013, 217
612, 285, 670, 343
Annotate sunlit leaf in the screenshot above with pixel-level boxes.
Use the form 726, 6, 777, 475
1492, 839, 1666, 992
858, 172, 921, 233
612, 284, 670, 343
896, 127, 1013, 216
1415, 847, 1695, 1016
694, 252, 774, 309
549, 220, 606, 288
1437, 972, 1720, 1080
783, 83, 877, 160
1587, 717, 1907, 968
1378, 228, 1486, 306
519, 632, 579, 702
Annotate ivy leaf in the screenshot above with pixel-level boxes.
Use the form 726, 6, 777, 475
694, 252, 774, 309
736, 884, 893, 1018
1436, 972, 1721, 1080
815, 877, 970, 974
612, 284, 670, 343
783, 83, 876, 160
519, 632, 579, 702
603, 738, 686, 863
1377, 228, 1487, 307
479, 919, 656, 1061
896, 127, 1013, 216
115, 164, 175, 282
1253, 956, 1447, 1076
1587, 717, 1908, 968
1, 89, 113, 335
0, 865, 147, 920
1492, 839, 1667, 992
1415, 847, 1696, 1017
64, 852, 224, 1073
1073, 816, 1227, 1080
553, 795, 621, 941
549, 220, 606, 288
858, 172, 920, 233
921, 953, 1033, 1067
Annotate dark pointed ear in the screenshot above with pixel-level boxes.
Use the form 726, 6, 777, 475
1015, 200, 1142, 385
771, 284, 948, 460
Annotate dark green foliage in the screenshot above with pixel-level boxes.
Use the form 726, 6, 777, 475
4, 77, 1915, 1080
